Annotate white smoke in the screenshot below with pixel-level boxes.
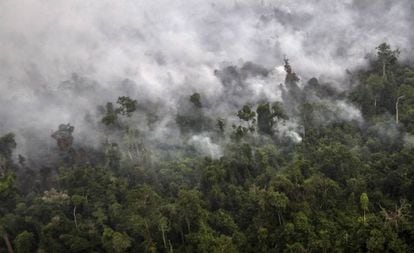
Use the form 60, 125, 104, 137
189, 135, 223, 159
0, 0, 413, 157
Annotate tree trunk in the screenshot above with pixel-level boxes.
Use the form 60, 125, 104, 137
277, 212, 282, 226
73, 205, 78, 230
145, 220, 152, 241
169, 240, 174, 253
161, 225, 167, 249
185, 217, 191, 233
396, 96, 404, 124
396, 101, 399, 124
180, 230, 185, 244
302, 122, 306, 139
3, 233, 14, 253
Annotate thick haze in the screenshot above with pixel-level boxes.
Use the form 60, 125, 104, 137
1, 0, 414, 158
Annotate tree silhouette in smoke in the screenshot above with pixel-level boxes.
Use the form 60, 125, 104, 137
51, 124, 74, 151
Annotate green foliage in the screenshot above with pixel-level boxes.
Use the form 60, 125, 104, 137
117, 96, 138, 116
237, 104, 256, 122
232, 104, 257, 140
101, 102, 119, 125
3, 44, 414, 253
0, 133, 17, 172
284, 57, 300, 84
376, 42, 400, 81
176, 93, 211, 133
350, 43, 414, 121
190, 92, 203, 108
360, 193, 369, 212
257, 102, 288, 135
0, 133, 16, 159
101, 96, 137, 125
14, 231, 34, 253
102, 228, 132, 253
0, 174, 14, 195
216, 118, 225, 133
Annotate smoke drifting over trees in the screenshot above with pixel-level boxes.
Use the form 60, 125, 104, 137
2, 0, 414, 252
0, 0, 413, 157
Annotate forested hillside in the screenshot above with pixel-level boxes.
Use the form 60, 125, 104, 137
1, 43, 414, 252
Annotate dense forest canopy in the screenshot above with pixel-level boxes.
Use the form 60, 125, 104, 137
2, 1, 414, 252
2, 42, 414, 252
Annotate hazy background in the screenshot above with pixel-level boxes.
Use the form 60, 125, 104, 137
1, 0, 413, 158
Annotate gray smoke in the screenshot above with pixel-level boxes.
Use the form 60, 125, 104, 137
0, 0, 413, 159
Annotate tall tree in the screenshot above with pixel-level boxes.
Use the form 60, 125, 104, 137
376, 43, 400, 81
360, 193, 369, 222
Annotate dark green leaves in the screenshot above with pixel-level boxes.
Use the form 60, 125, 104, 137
101, 96, 137, 126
